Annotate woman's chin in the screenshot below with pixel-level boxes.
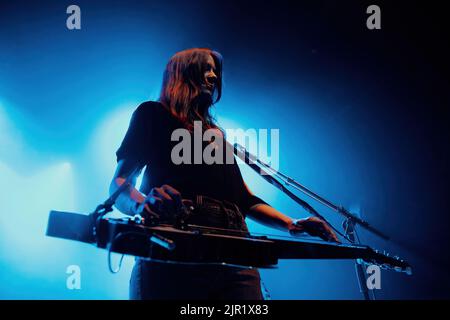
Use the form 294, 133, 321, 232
196, 90, 213, 107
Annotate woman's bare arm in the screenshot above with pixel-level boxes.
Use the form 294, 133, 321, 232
244, 183, 339, 242
109, 159, 146, 216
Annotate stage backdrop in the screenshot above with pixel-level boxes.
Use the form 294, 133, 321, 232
0, 0, 449, 299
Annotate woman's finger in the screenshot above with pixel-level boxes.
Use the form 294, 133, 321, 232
318, 222, 339, 242
143, 204, 160, 219
152, 188, 175, 212
146, 195, 163, 213
162, 185, 183, 210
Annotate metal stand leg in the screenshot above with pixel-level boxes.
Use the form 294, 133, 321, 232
344, 219, 375, 300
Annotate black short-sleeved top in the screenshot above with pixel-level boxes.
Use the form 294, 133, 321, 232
116, 101, 266, 216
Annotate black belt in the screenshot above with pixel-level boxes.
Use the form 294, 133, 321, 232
180, 195, 247, 232
182, 195, 240, 212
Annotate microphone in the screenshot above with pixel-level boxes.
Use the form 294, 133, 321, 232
89, 165, 141, 237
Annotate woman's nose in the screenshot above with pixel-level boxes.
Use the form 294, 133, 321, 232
206, 72, 217, 85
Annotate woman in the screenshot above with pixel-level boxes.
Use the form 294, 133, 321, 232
110, 48, 338, 299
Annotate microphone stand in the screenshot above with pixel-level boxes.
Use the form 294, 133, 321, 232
89, 166, 176, 252
233, 143, 390, 300
89, 166, 142, 241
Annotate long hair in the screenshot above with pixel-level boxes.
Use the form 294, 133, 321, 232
159, 48, 223, 130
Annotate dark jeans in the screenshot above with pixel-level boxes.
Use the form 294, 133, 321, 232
129, 195, 264, 300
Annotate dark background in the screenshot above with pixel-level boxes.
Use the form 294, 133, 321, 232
0, 0, 449, 299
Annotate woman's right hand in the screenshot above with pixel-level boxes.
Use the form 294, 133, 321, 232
135, 184, 183, 220
288, 216, 340, 243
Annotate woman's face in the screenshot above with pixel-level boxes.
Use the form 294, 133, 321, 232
201, 54, 217, 96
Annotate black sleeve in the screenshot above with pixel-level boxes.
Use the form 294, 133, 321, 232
240, 194, 270, 213
116, 103, 151, 163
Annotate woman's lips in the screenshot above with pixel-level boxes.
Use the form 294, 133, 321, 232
202, 84, 214, 92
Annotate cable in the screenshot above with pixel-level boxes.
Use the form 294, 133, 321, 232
107, 232, 132, 273
108, 249, 125, 274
